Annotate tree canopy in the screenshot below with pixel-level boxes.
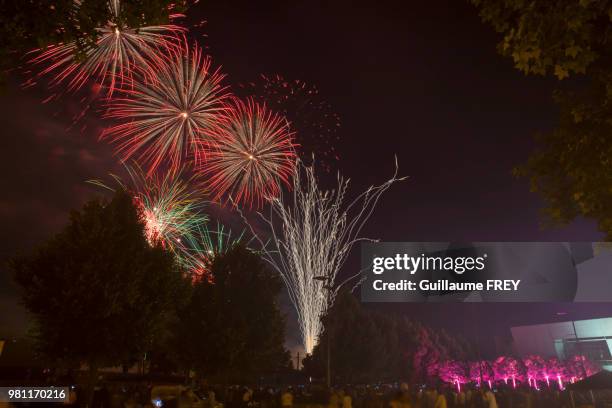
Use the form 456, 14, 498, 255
0, 0, 185, 82
472, 0, 612, 239
172, 244, 290, 382
11, 189, 187, 370
472, 0, 612, 80
302, 291, 474, 384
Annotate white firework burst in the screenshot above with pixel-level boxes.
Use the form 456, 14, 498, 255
240, 158, 406, 353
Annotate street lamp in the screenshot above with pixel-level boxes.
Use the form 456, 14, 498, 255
314, 275, 333, 388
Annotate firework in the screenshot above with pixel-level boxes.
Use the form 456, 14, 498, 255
239, 74, 341, 172
29, 0, 185, 96
88, 165, 250, 282
102, 43, 230, 176
239, 159, 406, 353
197, 98, 297, 208
134, 178, 203, 249
88, 165, 207, 261
179, 222, 246, 283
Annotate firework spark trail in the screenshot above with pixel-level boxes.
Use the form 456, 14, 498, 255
88, 165, 207, 264
239, 158, 406, 353
198, 98, 297, 208
239, 74, 341, 172
28, 0, 185, 96
88, 165, 249, 281
192, 222, 245, 256
134, 178, 203, 248
102, 43, 230, 176
179, 222, 246, 283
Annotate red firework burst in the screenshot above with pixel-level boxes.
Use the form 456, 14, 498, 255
101, 43, 231, 176
238, 74, 341, 172
28, 0, 185, 96
197, 99, 297, 208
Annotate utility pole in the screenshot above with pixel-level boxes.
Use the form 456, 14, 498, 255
327, 324, 331, 388
296, 352, 300, 370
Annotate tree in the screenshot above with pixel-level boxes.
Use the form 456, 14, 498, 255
471, 0, 612, 79
173, 244, 289, 383
0, 0, 185, 84
412, 325, 447, 383
471, 0, 612, 239
438, 360, 468, 387
302, 292, 473, 384
469, 360, 494, 385
303, 291, 399, 384
566, 355, 600, 378
524, 355, 547, 383
11, 190, 187, 395
515, 87, 612, 239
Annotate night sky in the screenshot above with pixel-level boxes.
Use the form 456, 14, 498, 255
0, 0, 609, 355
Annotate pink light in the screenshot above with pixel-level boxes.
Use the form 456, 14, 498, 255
512, 375, 516, 389
545, 374, 550, 387
488, 380, 492, 389
504, 377, 508, 385
557, 375, 564, 390
455, 379, 461, 393
571, 376, 576, 384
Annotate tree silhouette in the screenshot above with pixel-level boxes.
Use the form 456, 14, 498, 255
472, 0, 612, 239
12, 189, 186, 401
303, 292, 472, 384
0, 0, 185, 84
173, 244, 289, 383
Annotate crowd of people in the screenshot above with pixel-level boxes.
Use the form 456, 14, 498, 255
0, 380, 600, 407
219, 383, 593, 408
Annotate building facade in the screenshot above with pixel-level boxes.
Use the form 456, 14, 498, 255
511, 317, 612, 371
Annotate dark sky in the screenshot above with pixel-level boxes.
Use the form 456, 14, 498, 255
0, 0, 608, 354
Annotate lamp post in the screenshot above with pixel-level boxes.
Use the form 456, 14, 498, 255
314, 275, 333, 388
